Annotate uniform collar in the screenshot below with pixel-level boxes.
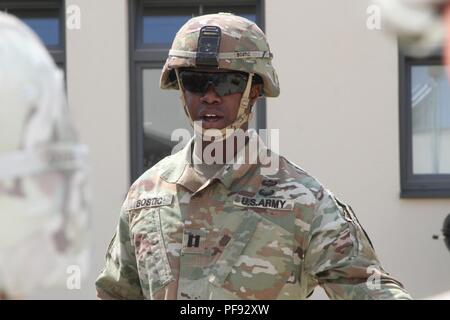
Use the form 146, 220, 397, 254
159, 129, 269, 193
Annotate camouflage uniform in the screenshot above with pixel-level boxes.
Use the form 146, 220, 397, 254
96, 13, 411, 300
96, 131, 411, 300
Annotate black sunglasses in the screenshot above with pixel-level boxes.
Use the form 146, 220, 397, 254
179, 71, 250, 97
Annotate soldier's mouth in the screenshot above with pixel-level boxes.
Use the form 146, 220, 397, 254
201, 114, 224, 122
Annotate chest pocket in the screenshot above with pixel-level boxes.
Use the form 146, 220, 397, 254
208, 207, 296, 300
208, 210, 261, 285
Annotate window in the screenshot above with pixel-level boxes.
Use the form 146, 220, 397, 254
130, 0, 264, 182
399, 53, 450, 197
0, 0, 65, 68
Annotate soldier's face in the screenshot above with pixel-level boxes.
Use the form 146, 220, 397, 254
181, 69, 261, 130
184, 86, 242, 130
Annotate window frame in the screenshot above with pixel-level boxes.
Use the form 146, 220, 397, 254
0, 0, 66, 67
399, 52, 450, 198
129, 0, 266, 183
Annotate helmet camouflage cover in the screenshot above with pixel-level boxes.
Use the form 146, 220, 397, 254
160, 12, 280, 97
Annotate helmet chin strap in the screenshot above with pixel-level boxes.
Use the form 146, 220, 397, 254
175, 68, 254, 142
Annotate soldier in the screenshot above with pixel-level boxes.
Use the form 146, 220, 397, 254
96, 13, 411, 300
0, 12, 90, 299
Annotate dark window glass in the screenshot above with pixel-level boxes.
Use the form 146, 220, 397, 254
1, 4, 64, 66
21, 17, 60, 46
7, 9, 61, 47
399, 55, 450, 197
411, 65, 450, 174
142, 7, 197, 45
240, 14, 256, 22
203, 6, 256, 23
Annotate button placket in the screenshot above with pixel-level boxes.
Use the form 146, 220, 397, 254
177, 192, 214, 299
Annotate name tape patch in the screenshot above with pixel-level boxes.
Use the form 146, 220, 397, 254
128, 194, 173, 210
234, 195, 294, 211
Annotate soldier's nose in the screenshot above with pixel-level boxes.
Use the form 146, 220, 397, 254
200, 85, 221, 104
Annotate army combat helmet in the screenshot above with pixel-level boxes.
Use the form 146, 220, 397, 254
160, 12, 280, 139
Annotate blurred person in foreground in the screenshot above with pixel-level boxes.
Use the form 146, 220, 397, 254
376, 0, 450, 74
0, 12, 90, 299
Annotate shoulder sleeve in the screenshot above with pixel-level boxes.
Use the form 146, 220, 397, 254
95, 203, 144, 300
303, 190, 412, 300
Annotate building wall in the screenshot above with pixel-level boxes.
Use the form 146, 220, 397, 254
265, 0, 450, 299
31, 0, 450, 299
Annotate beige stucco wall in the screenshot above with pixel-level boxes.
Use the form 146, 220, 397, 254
265, 0, 450, 299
